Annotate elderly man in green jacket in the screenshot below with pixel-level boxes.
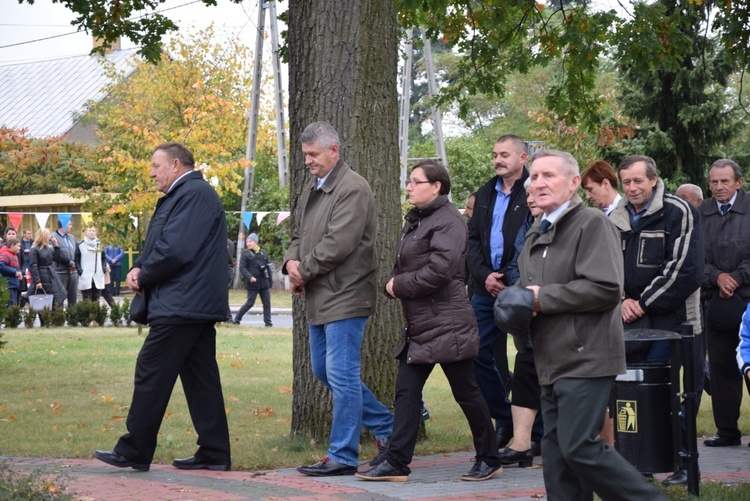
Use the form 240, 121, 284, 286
518, 149, 665, 500
283, 122, 393, 477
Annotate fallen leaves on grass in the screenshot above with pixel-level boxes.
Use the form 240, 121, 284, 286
251, 406, 275, 418
278, 386, 292, 394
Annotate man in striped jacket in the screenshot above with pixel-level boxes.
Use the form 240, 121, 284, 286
609, 154, 704, 486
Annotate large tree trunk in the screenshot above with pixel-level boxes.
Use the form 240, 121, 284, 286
287, 0, 403, 441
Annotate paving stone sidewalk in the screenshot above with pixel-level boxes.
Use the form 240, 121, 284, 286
3, 438, 749, 500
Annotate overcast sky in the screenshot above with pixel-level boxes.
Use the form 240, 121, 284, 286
0, 0, 271, 66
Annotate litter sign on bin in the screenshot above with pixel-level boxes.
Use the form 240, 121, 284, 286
616, 400, 637, 433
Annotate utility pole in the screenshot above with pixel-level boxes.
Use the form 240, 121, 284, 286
398, 28, 448, 199
268, 0, 289, 186
398, 29, 414, 192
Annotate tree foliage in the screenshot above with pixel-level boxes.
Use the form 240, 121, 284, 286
79, 26, 279, 249
399, 1, 750, 130
0, 128, 101, 196
20, 0, 243, 62
614, 0, 740, 183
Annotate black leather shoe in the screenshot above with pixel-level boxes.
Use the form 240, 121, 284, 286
495, 427, 513, 449
297, 457, 357, 476
704, 435, 741, 447
498, 447, 533, 467
172, 455, 230, 471
461, 459, 502, 481
531, 440, 542, 456
661, 469, 687, 486
367, 437, 389, 466
93, 450, 149, 471
355, 460, 408, 482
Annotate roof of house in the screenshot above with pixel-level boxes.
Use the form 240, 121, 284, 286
0, 48, 139, 138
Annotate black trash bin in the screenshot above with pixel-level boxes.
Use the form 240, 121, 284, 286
612, 328, 682, 474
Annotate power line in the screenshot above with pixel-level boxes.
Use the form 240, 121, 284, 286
0, 0, 204, 51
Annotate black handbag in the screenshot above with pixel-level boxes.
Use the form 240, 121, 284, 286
129, 293, 148, 325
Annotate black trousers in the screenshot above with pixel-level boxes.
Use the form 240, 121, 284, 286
386, 346, 499, 473
540, 377, 665, 501
235, 287, 272, 326
114, 322, 230, 464
707, 326, 745, 439
81, 281, 102, 302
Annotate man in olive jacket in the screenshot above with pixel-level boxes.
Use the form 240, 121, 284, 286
518, 150, 665, 500
284, 122, 393, 476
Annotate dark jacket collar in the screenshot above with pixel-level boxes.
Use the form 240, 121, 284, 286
405, 195, 450, 223
165, 170, 202, 197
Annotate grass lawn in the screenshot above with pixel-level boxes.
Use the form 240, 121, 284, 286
0, 324, 509, 471
1, 325, 748, 499
228, 288, 293, 308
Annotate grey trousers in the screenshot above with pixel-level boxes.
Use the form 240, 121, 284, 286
540, 377, 666, 501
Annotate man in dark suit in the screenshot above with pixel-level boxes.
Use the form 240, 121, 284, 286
699, 159, 750, 449
93, 142, 231, 472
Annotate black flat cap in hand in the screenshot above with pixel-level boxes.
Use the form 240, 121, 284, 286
493, 284, 535, 336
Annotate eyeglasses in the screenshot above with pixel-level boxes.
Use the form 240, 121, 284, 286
406, 179, 432, 188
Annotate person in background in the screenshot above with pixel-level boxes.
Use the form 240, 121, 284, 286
518, 149, 665, 500
21, 229, 33, 273
467, 134, 530, 450
699, 159, 749, 451
233, 233, 273, 327
676, 183, 704, 207
284, 122, 393, 477
581, 160, 621, 215
104, 243, 125, 296
54, 220, 78, 307
76, 226, 107, 302
93, 142, 231, 472
357, 162, 501, 483
0, 238, 23, 305
28, 229, 67, 309
498, 178, 544, 466
101, 263, 115, 307
610, 155, 703, 486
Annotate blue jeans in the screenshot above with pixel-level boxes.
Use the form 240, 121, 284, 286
308, 317, 394, 466
471, 294, 512, 428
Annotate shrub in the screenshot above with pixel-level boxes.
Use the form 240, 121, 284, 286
109, 301, 122, 327
93, 302, 108, 326
38, 307, 54, 327
65, 302, 85, 327
122, 298, 133, 327
50, 308, 66, 327
4, 305, 22, 328
23, 308, 36, 329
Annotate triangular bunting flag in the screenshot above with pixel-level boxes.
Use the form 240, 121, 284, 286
242, 211, 254, 229
276, 212, 291, 225
130, 215, 138, 229
7, 212, 23, 231
35, 213, 51, 229
80, 212, 93, 226
57, 213, 72, 229
255, 212, 270, 225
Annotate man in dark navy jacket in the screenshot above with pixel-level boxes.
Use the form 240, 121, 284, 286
93, 142, 231, 472
467, 134, 530, 449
